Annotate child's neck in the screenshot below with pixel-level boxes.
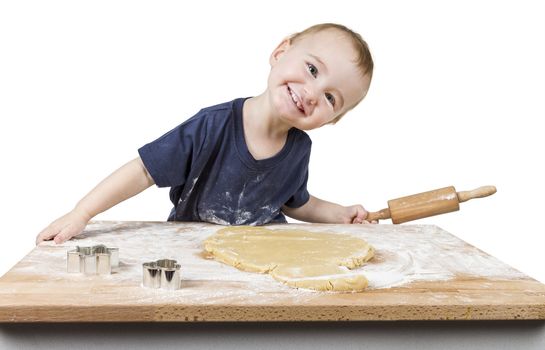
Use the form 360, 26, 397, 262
242, 93, 291, 160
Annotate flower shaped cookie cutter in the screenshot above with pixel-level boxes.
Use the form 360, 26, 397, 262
67, 244, 119, 275
142, 259, 181, 290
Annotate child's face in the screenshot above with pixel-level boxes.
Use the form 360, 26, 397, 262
267, 29, 370, 130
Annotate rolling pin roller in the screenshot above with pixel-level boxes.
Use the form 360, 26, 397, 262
366, 186, 497, 224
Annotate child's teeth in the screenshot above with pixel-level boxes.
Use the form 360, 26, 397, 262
289, 88, 303, 111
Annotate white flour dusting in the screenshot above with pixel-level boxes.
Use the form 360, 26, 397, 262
16, 221, 526, 304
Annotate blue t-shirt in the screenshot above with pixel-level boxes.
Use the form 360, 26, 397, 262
138, 97, 312, 225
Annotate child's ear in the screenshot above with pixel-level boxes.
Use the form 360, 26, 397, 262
269, 37, 292, 66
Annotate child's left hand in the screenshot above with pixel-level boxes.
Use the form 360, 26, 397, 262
345, 204, 378, 224
282, 196, 378, 225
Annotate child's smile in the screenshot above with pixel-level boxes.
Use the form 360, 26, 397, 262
287, 84, 306, 115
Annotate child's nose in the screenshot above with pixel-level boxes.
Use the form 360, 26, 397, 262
303, 86, 318, 106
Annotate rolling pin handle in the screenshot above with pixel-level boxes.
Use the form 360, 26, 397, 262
366, 208, 391, 222
457, 186, 497, 203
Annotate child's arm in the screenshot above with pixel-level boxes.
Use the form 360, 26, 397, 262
35, 157, 155, 245
282, 195, 375, 224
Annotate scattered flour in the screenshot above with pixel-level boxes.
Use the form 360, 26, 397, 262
16, 221, 526, 305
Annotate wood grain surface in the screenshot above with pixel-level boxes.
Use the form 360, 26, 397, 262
0, 221, 544, 322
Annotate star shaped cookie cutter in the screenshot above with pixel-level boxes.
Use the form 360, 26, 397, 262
67, 244, 119, 275
142, 259, 181, 290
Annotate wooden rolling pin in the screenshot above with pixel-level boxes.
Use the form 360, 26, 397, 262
366, 186, 497, 224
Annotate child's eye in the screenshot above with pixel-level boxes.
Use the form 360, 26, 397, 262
325, 93, 336, 106
307, 63, 318, 77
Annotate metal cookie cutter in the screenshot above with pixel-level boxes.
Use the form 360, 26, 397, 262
142, 259, 181, 290
67, 245, 119, 274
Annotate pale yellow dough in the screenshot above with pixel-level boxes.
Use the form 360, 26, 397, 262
203, 226, 375, 292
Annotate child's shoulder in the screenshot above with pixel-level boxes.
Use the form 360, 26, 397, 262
198, 98, 240, 114
293, 127, 312, 149
182, 98, 241, 127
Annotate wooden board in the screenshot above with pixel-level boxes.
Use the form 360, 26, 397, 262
0, 221, 544, 322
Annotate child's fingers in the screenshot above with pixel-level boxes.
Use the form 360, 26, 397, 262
358, 207, 369, 222
351, 209, 381, 224
35, 225, 60, 245
54, 225, 76, 244
350, 206, 370, 224
357, 206, 366, 217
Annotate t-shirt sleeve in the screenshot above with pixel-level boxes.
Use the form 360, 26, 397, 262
138, 113, 209, 188
284, 168, 310, 208
284, 139, 311, 208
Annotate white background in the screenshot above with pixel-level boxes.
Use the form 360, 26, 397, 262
0, 0, 543, 283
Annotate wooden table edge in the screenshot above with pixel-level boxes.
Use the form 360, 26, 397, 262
1, 303, 544, 322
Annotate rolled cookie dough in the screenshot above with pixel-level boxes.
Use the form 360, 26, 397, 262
203, 226, 375, 292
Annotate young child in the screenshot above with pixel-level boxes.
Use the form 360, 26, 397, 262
36, 23, 375, 245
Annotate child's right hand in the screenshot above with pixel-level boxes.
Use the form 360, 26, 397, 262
35, 157, 154, 245
35, 208, 91, 245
